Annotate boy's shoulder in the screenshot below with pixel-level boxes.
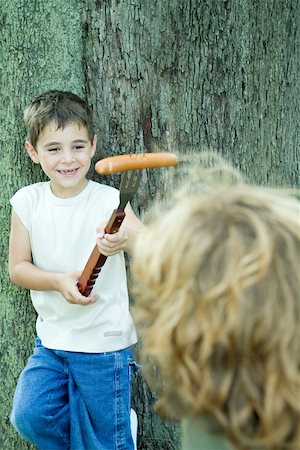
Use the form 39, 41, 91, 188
11, 181, 48, 199
89, 179, 116, 191
87, 181, 120, 211
11, 180, 119, 205
88, 179, 119, 198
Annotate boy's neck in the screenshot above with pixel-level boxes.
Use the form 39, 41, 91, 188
49, 178, 89, 199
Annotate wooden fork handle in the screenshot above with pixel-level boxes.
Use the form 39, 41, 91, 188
77, 209, 126, 296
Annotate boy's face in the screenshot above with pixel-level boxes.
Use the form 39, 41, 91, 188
25, 121, 96, 198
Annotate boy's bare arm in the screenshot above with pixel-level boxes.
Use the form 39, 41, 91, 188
122, 203, 145, 254
9, 211, 97, 305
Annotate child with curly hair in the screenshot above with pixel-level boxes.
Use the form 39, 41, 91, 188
131, 160, 300, 450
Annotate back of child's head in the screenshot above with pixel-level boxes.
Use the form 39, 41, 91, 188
131, 159, 300, 449
24, 90, 94, 147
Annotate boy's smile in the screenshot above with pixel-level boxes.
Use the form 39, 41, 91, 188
25, 121, 96, 198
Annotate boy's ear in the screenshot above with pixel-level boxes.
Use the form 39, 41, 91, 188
91, 134, 97, 157
25, 141, 40, 164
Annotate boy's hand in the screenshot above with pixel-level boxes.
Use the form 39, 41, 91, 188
96, 224, 128, 256
56, 271, 98, 305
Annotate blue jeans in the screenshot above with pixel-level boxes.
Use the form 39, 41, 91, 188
11, 338, 139, 449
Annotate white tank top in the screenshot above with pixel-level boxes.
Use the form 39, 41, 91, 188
10, 180, 137, 352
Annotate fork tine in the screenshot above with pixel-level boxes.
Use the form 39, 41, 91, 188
120, 170, 142, 192
118, 170, 142, 210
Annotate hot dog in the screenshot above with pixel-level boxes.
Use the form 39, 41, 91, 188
95, 152, 178, 175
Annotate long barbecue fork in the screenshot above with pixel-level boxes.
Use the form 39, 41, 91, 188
78, 152, 178, 296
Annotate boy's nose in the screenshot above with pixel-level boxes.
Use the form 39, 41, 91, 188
61, 149, 74, 163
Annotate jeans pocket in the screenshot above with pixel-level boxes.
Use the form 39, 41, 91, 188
34, 336, 42, 348
129, 358, 141, 375
128, 355, 140, 405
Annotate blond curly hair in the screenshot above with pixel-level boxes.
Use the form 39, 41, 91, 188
131, 170, 300, 449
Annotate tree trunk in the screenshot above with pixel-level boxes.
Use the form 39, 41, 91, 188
84, 0, 299, 191
0, 1, 85, 448
0, 0, 299, 449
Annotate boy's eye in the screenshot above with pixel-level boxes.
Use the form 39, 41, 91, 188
74, 145, 85, 151
48, 147, 60, 152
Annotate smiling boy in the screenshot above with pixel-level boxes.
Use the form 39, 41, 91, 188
26, 121, 97, 198
9, 90, 143, 449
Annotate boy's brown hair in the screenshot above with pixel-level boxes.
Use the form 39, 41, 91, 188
24, 90, 94, 147
132, 159, 300, 449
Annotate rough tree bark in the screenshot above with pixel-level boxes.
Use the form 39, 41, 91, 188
0, 0, 299, 449
84, 0, 299, 190
0, 1, 85, 449
83, 2, 299, 448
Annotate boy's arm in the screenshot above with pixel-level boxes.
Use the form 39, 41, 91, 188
96, 203, 145, 256
9, 210, 58, 291
9, 210, 97, 305
122, 203, 145, 254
